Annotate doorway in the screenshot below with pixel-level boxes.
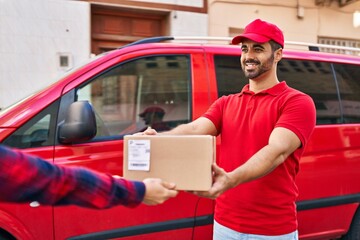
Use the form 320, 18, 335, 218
91, 5, 168, 54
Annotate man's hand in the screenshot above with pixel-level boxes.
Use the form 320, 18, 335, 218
193, 163, 235, 199
143, 127, 157, 135
134, 127, 158, 136
142, 178, 178, 205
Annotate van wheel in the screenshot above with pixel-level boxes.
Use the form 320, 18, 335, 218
342, 208, 360, 240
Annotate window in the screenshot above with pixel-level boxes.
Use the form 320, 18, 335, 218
214, 55, 246, 97
76, 55, 191, 139
214, 55, 341, 125
278, 59, 341, 124
2, 100, 59, 148
318, 37, 360, 56
333, 63, 360, 123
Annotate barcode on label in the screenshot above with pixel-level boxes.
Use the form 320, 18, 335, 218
130, 163, 147, 166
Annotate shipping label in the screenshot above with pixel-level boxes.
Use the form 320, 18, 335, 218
128, 139, 151, 171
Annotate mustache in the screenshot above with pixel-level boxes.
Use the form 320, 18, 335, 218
244, 59, 260, 64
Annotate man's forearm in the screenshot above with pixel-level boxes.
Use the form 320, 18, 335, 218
229, 144, 287, 187
229, 127, 301, 187
160, 117, 218, 136
159, 123, 194, 135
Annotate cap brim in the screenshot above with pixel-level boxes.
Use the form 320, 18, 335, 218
232, 33, 270, 45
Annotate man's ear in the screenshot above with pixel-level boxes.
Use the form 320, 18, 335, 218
274, 48, 283, 63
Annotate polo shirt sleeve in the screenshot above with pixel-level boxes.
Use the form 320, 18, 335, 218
275, 93, 316, 148
202, 96, 225, 132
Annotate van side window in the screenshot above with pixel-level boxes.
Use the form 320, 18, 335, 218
214, 55, 341, 125
2, 100, 58, 148
76, 55, 191, 139
333, 63, 360, 123
214, 55, 246, 96
278, 60, 341, 125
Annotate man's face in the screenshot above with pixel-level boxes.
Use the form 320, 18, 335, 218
240, 40, 275, 80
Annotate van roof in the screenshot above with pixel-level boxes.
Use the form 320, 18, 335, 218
120, 36, 360, 55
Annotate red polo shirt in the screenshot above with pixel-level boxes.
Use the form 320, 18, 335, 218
203, 81, 316, 235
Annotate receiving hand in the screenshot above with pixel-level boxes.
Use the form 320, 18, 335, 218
192, 163, 234, 199
142, 178, 178, 205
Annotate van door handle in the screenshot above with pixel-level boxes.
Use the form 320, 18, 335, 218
30, 201, 40, 208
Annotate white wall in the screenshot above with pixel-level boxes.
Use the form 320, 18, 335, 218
132, 0, 204, 8
0, 0, 90, 109
169, 11, 208, 37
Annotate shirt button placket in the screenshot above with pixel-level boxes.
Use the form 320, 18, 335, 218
247, 94, 255, 109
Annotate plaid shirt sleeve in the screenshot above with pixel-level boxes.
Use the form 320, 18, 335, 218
0, 145, 145, 209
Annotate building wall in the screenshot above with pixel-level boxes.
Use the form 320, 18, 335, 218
208, 0, 360, 46
0, 0, 208, 109
0, 0, 90, 109
2, 0, 360, 109
161, 0, 208, 37
169, 11, 208, 36
131, 0, 204, 8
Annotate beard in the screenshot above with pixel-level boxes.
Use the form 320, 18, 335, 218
241, 54, 274, 80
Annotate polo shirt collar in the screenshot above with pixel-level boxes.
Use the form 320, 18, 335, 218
239, 81, 288, 96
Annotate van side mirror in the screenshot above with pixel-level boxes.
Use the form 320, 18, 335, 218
58, 101, 97, 144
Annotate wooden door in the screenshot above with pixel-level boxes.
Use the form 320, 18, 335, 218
92, 6, 167, 54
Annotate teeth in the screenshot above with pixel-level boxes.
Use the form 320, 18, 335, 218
245, 63, 257, 70
246, 63, 256, 67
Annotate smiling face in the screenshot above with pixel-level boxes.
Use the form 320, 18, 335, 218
240, 40, 280, 81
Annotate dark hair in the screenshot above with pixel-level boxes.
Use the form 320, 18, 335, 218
269, 40, 282, 52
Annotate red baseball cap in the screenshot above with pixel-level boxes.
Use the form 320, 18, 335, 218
232, 19, 284, 48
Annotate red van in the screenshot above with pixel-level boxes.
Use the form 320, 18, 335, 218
0, 37, 359, 240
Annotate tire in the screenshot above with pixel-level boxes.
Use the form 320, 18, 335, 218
342, 207, 360, 240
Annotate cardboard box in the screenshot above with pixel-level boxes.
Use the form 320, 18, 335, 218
123, 135, 215, 191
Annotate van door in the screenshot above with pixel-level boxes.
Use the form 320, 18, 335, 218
52, 51, 213, 240
276, 57, 360, 239
0, 101, 59, 240
207, 51, 360, 239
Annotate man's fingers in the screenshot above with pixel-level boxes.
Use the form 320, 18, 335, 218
162, 181, 176, 189
212, 162, 223, 175
144, 127, 157, 135
133, 127, 158, 136
192, 190, 217, 199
